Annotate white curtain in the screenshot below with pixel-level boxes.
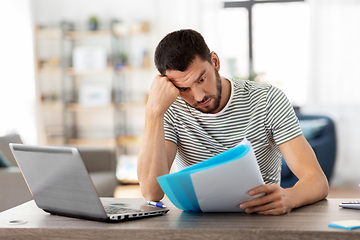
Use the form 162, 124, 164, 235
304, 0, 360, 186
308, 0, 360, 105
0, 0, 37, 144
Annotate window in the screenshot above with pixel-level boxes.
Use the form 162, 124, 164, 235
218, 1, 310, 106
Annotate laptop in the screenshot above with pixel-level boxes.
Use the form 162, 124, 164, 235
9, 143, 169, 222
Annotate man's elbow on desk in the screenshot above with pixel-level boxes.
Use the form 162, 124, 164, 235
319, 175, 330, 197
289, 171, 329, 210
139, 183, 165, 202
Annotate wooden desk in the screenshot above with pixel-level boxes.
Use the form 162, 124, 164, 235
1, 198, 360, 240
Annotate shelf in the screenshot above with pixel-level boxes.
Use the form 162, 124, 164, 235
117, 136, 142, 145
60, 103, 145, 111
63, 66, 151, 76
36, 22, 149, 40
46, 138, 66, 146
118, 102, 146, 110
38, 67, 62, 75
41, 101, 64, 110
66, 66, 114, 76
112, 22, 149, 37
65, 136, 142, 148
67, 103, 115, 112
36, 27, 61, 40
68, 138, 117, 148
115, 66, 151, 74
64, 30, 112, 39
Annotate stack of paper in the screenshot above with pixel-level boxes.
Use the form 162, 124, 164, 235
157, 139, 265, 212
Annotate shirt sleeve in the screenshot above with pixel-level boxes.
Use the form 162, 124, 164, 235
163, 108, 178, 145
265, 85, 303, 145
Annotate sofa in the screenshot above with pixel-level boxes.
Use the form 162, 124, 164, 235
0, 133, 118, 212
280, 114, 337, 188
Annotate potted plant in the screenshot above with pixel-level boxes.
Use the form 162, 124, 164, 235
88, 16, 98, 31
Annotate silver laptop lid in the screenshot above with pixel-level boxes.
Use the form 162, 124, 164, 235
9, 143, 107, 220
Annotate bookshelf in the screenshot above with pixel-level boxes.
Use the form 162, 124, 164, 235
35, 21, 150, 157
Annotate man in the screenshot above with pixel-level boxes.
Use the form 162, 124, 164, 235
137, 29, 328, 215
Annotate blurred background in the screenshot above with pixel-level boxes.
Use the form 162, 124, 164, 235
1, 0, 360, 195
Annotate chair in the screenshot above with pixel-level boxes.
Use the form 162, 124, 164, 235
280, 115, 337, 188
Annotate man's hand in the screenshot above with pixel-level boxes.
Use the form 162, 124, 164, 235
146, 75, 180, 116
137, 75, 179, 201
239, 136, 329, 215
239, 184, 295, 215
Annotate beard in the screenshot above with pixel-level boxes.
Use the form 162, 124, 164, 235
191, 68, 222, 114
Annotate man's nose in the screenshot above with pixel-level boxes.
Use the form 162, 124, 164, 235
192, 86, 205, 102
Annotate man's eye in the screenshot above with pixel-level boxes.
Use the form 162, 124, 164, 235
198, 77, 205, 83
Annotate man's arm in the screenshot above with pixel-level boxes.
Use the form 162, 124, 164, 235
137, 75, 179, 201
239, 135, 329, 215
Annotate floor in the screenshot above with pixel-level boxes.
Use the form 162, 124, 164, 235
114, 184, 360, 199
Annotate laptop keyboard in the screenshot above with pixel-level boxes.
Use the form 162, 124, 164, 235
104, 205, 143, 214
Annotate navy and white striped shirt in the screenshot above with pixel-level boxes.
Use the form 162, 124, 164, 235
164, 79, 302, 185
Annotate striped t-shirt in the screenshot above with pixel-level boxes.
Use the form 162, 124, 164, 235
163, 79, 302, 185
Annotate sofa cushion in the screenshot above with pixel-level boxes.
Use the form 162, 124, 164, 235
0, 133, 23, 166
0, 151, 11, 168
90, 172, 117, 197
299, 118, 328, 140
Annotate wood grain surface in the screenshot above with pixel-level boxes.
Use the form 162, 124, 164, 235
1, 198, 360, 240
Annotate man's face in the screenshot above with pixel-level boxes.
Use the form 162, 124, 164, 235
165, 55, 223, 114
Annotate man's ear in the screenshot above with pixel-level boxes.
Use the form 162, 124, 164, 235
210, 52, 220, 71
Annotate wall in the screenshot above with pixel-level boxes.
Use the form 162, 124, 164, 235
0, 0, 37, 144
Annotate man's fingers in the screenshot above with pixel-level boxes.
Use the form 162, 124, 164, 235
245, 201, 276, 214
240, 184, 291, 215
248, 184, 276, 196
245, 199, 286, 214
240, 192, 276, 209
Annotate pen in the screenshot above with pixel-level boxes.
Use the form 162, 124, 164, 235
147, 201, 167, 208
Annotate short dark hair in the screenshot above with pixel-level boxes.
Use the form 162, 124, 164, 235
154, 29, 211, 75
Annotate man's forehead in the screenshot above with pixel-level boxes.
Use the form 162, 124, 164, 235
165, 57, 208, 84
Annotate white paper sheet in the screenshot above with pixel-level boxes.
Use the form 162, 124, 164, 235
190, 147, 264, 212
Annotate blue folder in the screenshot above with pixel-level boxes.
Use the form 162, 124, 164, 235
157, 141, 251, 211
